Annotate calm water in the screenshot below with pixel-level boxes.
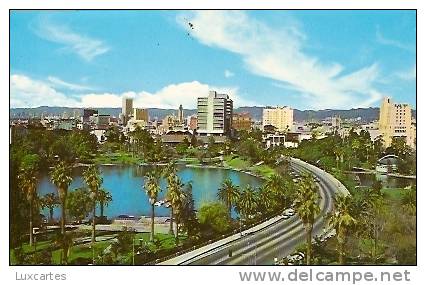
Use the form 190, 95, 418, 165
38, 165, 261, 219
351, 173, 415, 189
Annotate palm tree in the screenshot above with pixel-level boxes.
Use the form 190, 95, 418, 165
217, 178, 240, 218
328, 194, 357, 264
83, 164, 103, 245
50, 161, 73, 264
18, 167, 38, 247
144, 170, 161, 241
50, 162, 73, 235
257, 185, 273, 214
164, 161, 177, 234
167, 175, 186, 244
54, 232, 74, 265
237, 185, 258, 222
41, 193, 59, 224
294, 173, 321, 265
265, 174, 285, 209
97, 188, 112, 218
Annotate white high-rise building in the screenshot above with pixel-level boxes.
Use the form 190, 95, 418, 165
379, 97, 415, 148
262, 106, 293, 132
197, 91, 233, 136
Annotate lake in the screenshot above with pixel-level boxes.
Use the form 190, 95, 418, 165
37, 165, 262, 219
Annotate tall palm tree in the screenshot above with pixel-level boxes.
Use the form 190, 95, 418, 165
144, 170, 161, 241
18, 167, 38, 247
41, 192, 59, 224
328, 194, 357, 264
50, 162, 73, 235
257, 185, 273, 214
164, 161, 177, 234
265, 174, 285, 209
83, 164, 103, 245
167, 175, 186, 244
217, 178, 240, 218
294, 173, 321, 265
97, 188, 112, 218
50, 161, 73, 264
237, 185, 258, 222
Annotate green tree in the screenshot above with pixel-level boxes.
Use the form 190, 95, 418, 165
328, 194, 357, 264
294, 174, 321, 265
67, 188, 93, 223
143, 170, 161, 241
217, 179, 240, 218
17, 166, 38, 247
198, 202, 230, 234
97, 188, 112, 218
41, 193, 59, 224
179, 182, 199, 239
53, 232, 74, 265
50, 162, 73, 236
167, 175, 186, 244
83, 164, 103, 245
164, 162, 177, 235
237, 185, 258, 221
402, 185, 416, 216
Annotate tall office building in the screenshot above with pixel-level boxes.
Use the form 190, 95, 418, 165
134, 108, 149, 122
379, 97, 415, 148
178, 104, 184, 124
121, 97, 133, 125
197, 91, 233, 136
262, 106, 293, 132
232, 112, 252, 131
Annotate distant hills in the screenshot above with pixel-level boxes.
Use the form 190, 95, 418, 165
10, 106, 416, 123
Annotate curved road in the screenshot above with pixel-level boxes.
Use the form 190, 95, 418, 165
159, 158, 348, 265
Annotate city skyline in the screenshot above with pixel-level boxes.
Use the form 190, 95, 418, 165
10, 10, 416, 110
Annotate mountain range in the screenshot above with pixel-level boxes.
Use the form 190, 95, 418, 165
10, 106, 417, 123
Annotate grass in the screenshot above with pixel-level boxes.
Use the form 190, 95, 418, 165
94, 152, 143, 165
51, 240, 112, 264
250, 164, 276, 178
224, 155, 276, 179
224, 155, 251, 169
178, 157, 199, 165
12, 231, 185, 265
381, 187, 407, 201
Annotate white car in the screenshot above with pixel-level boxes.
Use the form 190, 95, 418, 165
283, 208, 295, 216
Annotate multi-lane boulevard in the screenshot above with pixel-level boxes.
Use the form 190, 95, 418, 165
159, 158, 349, 265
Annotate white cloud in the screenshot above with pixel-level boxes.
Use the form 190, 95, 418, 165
33, 18, 109, 61
396, 64, 416, 81
10, 74, 255, 109
10, 74, 79, 108
224, 69, 234, 78
47, 76, 95, 91
376, 26, 414, 52
178, 11, 384, 109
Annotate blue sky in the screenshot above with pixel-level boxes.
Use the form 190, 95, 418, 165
10, 10, 416, 110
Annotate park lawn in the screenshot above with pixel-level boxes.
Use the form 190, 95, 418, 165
94, 152, 143, 165
134, 232, 187, 250
178, 157, 199, 165
51, 240, 112, 264
225, 155, 251, 169
250, 164, 276, 178
381, 187, 406, 201
21, 240, 52, 254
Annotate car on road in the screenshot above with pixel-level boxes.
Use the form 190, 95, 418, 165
282, 208, 295, 219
